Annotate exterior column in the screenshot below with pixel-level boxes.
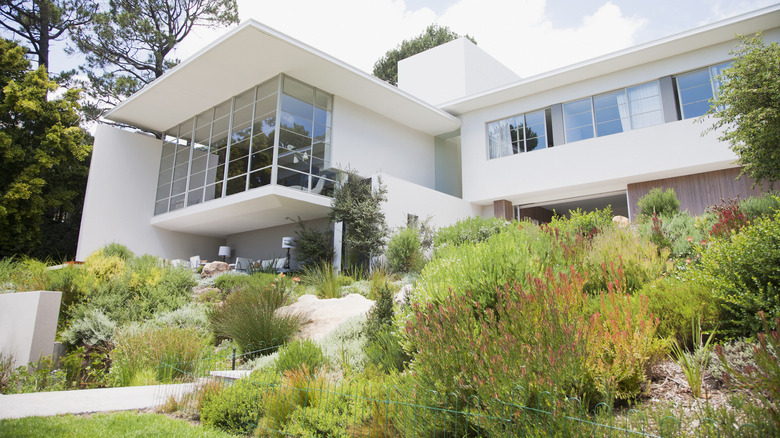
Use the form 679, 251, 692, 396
332, 221, 343, 273
493, 199, 514, 221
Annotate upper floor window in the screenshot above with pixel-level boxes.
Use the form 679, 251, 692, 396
563, 80, 663, 143
675, 61, 732, 119
487, 108, 552, 159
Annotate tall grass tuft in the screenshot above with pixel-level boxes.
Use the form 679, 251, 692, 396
208, 277, 303, 355
669, 316, 716, 398
109, 324, 211, 387
302, 262, 342, 299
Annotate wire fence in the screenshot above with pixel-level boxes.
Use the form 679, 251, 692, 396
149, 343, 770, 438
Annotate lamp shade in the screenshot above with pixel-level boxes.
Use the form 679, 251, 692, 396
218, 246, 231, 258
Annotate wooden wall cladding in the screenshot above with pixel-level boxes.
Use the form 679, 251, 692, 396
626, 168, 770, 219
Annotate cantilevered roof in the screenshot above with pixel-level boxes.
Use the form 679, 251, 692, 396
106, 20, 460, 136
441, 5, 780, 115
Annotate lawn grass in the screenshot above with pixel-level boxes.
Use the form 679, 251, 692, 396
0, 411, 239, 437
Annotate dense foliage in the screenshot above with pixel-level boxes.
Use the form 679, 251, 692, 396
0, 39, 91, 258
372, 24, 476, 85
707, 34, 780, 186
327, 170, 388, 271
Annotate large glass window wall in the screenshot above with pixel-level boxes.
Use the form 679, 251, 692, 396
154, 75, 335, 216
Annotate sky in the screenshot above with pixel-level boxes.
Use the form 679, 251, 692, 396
17, 0, 779, 80
167, 0, 779, 79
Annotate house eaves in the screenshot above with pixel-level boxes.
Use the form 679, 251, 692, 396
105, 20, 461, 137
440, 5, 780, 115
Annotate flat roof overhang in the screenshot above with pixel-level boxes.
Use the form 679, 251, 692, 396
442, 6, 780, 115
106, 20, 460, 136
150, 186, 332, 238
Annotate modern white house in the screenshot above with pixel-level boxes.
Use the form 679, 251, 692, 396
76, 5, 780, 265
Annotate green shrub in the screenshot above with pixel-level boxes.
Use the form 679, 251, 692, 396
291, 217, 333, 267
2, 356, 66, 394
411, 223, 566, 312
101, 243, 134, 260
365, 328, 409, 374
638, 211, 707, 260
60, 345, 111, 389
208, 280, 303, 354
716, 312, 780, 428
275, 339, 327, 374
109, 324, 211, 386
201, 371, 278, 435
0, 257, 50, 292
691, 210, 780, 337
214, 272, 276, 294
740, 192, 780, 220
637, 187, 680, 218
302, 262, 342, 299
363, 281, 395, 342
432, 216, 510, 251
151, 302, 210, 334
386, 226, 425, 274
583, 226, 669, 294
547, 206, 614, 237
639, 276, 718, 348
61, 308, 116, 348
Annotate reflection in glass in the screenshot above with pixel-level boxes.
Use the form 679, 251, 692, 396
154, 75, 333, 216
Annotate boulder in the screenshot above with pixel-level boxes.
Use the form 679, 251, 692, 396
612, 215, 630, 227
202, 261, 229, 277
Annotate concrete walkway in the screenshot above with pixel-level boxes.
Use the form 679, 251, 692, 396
0, 382, 199, 420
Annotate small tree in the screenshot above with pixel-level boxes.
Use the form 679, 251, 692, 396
328, 169, 388, 271
290, 217, 333, 268
707, 34, 780, 187
636, 187, 680, 218
372, 24, 476, 86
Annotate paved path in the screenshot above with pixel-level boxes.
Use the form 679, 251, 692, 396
0, 382, 199, 420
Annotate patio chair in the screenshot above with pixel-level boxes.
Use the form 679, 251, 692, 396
189, 255, 201, 269
235, 257, 253, 273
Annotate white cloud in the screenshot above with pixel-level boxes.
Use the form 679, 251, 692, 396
174, 0, 646, 78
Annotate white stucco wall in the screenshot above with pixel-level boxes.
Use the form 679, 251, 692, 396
398, 38, 520, 106
76, 125, 224, 261
331, 98, 436, 189
378, 173, 481, 231
0, 291, 61, 369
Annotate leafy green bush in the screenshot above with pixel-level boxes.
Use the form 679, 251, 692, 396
101, 243, 134, 260
386, 226, 425, 274
432, 216, 510, 251
201, 371, 278, 435
691, 210, 780, 337
411, 223, 566, 312
291, 217, 333, 267
151, 302, 210, 334
637, 187, 680, 218
547, 206, 614, 237
317, 315, 367, 374
638, 211, 707, 260
583, 226, 669, 294
109, 324, 211, 386
213, 272, 277, 294
639, 276, 718, 348
740, 192, 780, 220
2, 356, 66, 394
0, 257, 50, 292
208, 279, 303, 354
363, 282, 394, 342
275, 339, 327, 374
365, 328, 409, 374
716, 312, 780, 428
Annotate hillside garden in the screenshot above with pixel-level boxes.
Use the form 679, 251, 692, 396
0, 190, 779, 436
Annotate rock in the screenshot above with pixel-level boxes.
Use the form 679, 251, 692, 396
612, 215, 630, 227
395, 284, 413, 306
202, 261, 229, 277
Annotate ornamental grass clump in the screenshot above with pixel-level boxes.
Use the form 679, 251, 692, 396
208, 276, 303, 355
